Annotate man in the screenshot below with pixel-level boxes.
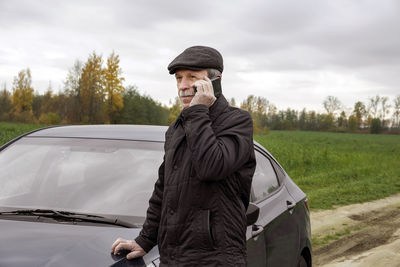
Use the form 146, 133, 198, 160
111, 46, 256, 266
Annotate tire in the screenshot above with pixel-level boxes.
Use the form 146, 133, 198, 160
297, 256, 308, 267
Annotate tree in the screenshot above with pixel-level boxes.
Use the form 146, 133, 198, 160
12, 68, 34, 114
119, 85, 168, 125
229, 97, 236, 107
308, 111, 317, 130
323, 96, 341, 116
370, 118, 382, 134
41, 82, 56, 114
80, 52, 105, 123
168, 96, 181, 124
104, 52, 125, 123
368, 95, 380, 118
348, 115, 357, 132
32, 92, 43, 119
298, 108, 307, 130
392, 95, 400, 129
240, 95, 256, 115
353, 101, 366, 129
337, 111, 348, 129
63, 60, 83, 123
317, 113, 334, 131
0, 84, 12, 120
379, 96, 390, 128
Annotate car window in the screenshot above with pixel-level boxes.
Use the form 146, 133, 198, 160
271, 159, 286, 182
252, 150, 280, 202
0, 137, 164, 222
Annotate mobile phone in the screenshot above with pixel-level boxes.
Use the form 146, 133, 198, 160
193, 77, 222, 97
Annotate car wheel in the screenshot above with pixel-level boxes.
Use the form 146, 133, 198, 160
297, 256, 307, 267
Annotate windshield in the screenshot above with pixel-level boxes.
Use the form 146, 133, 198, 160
0, 137, 164, 224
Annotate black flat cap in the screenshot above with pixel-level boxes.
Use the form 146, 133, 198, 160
168, 46, 223, 74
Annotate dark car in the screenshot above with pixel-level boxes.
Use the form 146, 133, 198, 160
0, 125, 311, 267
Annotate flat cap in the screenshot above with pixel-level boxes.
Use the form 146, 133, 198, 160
168, 46, 223, 74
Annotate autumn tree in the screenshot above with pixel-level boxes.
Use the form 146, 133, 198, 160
353, 101, 366, 129
240, 95, 271, 133
168, 96, 181, 124
0, 84, 12, 120
104, 52, 125, 123
80, 52, 105, 123
12, 68, 34, 113
41, 82, 56, 114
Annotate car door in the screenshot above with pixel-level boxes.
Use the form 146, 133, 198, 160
247, 148, 298, 267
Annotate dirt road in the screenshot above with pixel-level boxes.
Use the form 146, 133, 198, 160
311, 193, 400, 266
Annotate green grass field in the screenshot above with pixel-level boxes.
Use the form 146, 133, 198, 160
0, 122, 47, 145
1, 122, 399, 210
254, 131, 400, 210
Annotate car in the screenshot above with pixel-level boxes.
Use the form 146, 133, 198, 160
0, 125, 311, 267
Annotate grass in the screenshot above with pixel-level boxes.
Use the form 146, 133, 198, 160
0, 122, 47, 146
312, 228, 352, 247
254, 131, 400, 210
1, 122, 399, 210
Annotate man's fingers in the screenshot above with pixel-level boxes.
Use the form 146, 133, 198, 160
114, 242, 133, 255
202, 77, 214, 95
126, 250, 145, 260
111, 237, 124, 253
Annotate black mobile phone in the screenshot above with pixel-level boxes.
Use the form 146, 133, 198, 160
193, 77, 222, 97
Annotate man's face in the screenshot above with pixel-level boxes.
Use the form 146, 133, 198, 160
175, 69, 208, 108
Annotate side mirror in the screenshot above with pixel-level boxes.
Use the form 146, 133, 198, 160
246, 203, 260, 226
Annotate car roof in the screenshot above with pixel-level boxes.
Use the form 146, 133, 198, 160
27, 125, 168, 142
27, 124, 270, 148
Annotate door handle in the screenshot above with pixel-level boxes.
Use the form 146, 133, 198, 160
251, 224, 264, 237
286, 200, 296, 211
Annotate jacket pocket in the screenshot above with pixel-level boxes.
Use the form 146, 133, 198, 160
188, 209, 215, 250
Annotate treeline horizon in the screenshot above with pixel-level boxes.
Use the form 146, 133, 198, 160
1, 51, 399, 134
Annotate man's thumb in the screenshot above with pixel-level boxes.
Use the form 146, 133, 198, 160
126, 250, 144, 260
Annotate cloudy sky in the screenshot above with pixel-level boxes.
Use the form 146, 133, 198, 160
1, 0, 399, 112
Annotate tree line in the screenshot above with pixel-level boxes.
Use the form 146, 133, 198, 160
1, 52, 399, 134
236, 95, 400, 134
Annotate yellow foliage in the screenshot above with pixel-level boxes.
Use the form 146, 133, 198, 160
105, 52, 125, 122
80, 52, 105, 123
12, 69, 34, 113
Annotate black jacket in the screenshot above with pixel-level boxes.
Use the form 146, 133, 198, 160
135, 95, 256, 266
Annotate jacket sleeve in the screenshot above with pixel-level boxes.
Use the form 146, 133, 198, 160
135, 160, 165, 252
182, 104, 253, 181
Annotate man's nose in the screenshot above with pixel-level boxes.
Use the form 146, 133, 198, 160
179, 78, 192, 90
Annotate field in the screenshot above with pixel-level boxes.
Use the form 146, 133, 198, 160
254, 131, 400, 210
1, 122, 399, 210
0, 122, 48, 145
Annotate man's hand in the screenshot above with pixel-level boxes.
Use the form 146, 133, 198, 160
190, 76, 216, 107
111, 238, 146, 260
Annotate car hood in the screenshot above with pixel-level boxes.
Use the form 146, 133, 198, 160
0, 219, 159, 267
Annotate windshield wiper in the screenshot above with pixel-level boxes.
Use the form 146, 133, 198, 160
0, 209, 137, 228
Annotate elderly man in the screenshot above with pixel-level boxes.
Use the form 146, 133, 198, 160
111, 46, 256, 266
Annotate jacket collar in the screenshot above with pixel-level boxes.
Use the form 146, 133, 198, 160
209, 94, 229, 122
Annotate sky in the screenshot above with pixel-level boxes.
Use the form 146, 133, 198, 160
0, 0, 399, 112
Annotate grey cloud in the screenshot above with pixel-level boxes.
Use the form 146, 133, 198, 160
1, 0, 399, 109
